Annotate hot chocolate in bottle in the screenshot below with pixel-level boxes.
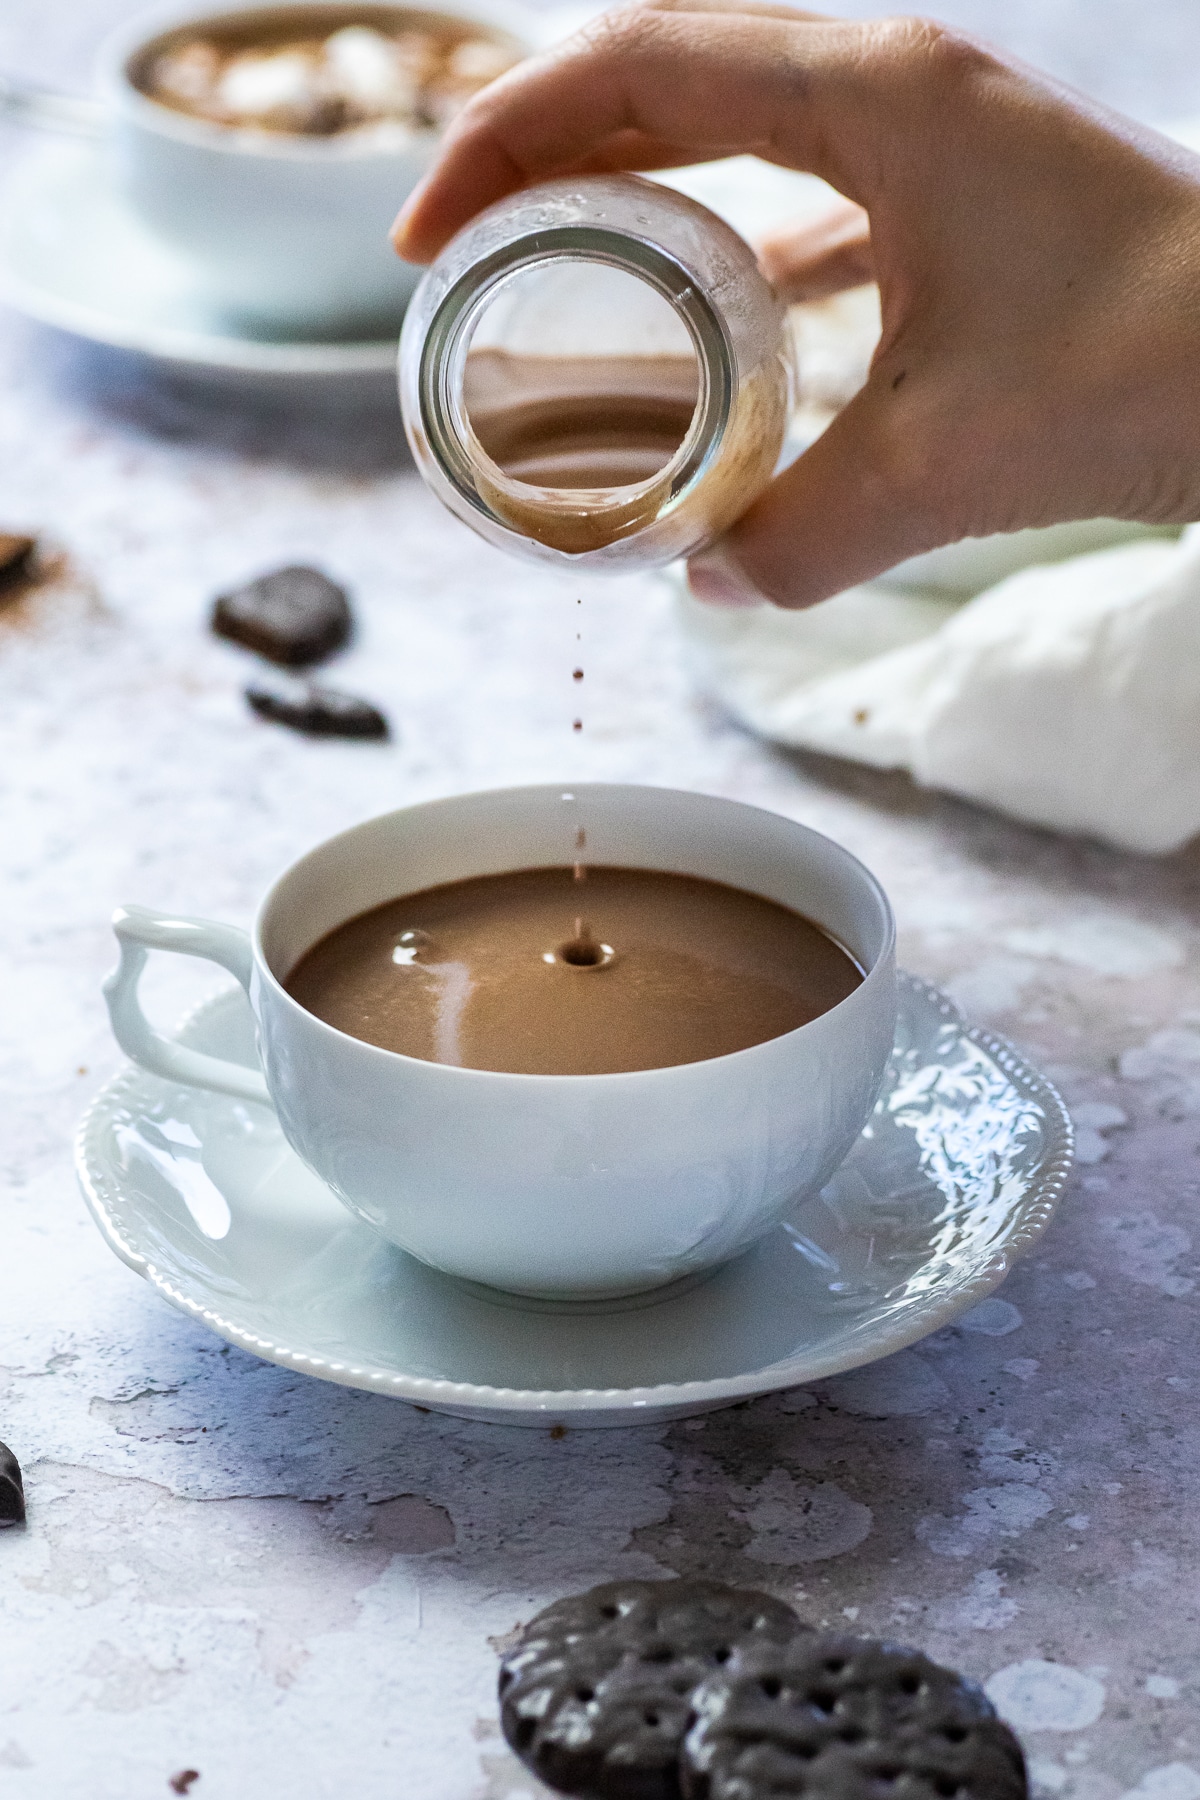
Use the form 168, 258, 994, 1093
398, 175, 793, 568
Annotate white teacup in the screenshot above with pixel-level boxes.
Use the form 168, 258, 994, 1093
103, 785, 897, 1301
5, 0, 533, 334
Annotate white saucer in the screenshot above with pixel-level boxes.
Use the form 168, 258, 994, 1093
0, 141, 400, 383
75, 975, 1072, 1427
0, 139, 834, 388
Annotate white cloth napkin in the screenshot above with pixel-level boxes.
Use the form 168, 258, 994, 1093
677, 528, 1200, 854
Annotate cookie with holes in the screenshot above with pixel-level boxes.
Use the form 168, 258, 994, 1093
499, 1579, 806, 1799
681, 1634, 1027, 1800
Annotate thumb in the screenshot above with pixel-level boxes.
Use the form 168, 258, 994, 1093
687, 382, 933, 609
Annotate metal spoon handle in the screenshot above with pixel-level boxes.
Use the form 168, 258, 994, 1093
0, 71, 105, 138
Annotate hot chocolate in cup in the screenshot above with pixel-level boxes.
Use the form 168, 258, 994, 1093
102, 785, 897, 1303
81, 0, 533, 333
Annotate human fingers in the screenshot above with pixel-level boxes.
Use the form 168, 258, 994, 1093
499, 0, 838, 176
392, 8, 873, 261
687, 380, 934, 609
758, 200, 873, 300
624, 0, 831, 21
497, 127, 730, 178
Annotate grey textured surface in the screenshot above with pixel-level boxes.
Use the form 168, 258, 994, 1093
3, 4, 1200, 1800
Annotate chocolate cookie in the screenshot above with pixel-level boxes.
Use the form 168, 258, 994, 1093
246, 679, 389, 740
682, 1634, 1027, 1800
213, 565, 352, 666
500, 1579, 805, 1800
0, 1441, 25, 1524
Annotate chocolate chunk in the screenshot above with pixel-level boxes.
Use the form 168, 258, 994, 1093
246, 678, 389, 740
0, 1441, 25, 1525
0, 534, 36, 593
682, 1633, 1027, 1800
500, 1579, 806, 1800
212, 565, 352, 667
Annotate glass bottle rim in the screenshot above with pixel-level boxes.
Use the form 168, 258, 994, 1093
415, 224, 735, 532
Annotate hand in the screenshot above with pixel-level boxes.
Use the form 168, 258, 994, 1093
394, 1, 1200, 609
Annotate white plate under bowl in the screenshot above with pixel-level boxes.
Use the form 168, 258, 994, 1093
75, 974, 1072, 1427
0, 141, 400, 382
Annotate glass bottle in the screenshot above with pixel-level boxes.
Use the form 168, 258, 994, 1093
399, 173, 793, 570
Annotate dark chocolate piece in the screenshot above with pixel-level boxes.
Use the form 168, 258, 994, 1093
246, 679, 389, 741
212, 565, 352, 667
500, 1579, 806, 1800
682, 1633, 1027, 1800
0, 1440, 25, 1525
0, 534, 36, 593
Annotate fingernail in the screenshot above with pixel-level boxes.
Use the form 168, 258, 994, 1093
390, 189, 425, 255
686, 554, 763, 609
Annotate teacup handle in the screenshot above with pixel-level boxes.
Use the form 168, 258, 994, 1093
0, 72, 105, 138
103, 904, 271, 1105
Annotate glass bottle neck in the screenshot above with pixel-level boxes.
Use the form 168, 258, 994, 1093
415, 225, 735, 553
